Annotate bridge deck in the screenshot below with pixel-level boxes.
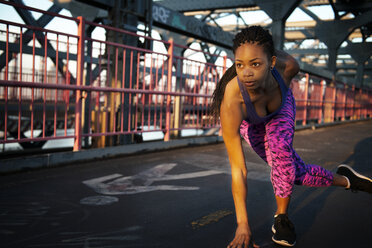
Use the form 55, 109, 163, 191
1, 120, 372, 248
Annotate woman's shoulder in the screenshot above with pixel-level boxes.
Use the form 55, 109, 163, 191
221, 76, 245, 119
220, 76, 245, 129
223, 76, 240, 102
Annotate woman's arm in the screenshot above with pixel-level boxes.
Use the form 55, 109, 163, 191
274, 50, 300, 87
221, 80, 256, 247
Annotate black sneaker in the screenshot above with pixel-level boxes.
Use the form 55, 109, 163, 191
272, 214, 296, 247
336, 164, 372, 194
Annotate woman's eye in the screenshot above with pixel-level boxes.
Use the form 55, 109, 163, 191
236, 63, 243, 68
252, 62, 260, 67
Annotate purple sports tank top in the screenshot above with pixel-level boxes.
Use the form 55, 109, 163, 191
237, 67, 288, 124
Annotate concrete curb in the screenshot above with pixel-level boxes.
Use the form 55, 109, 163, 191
295, 118, 371, 131
0, 136, 224, 174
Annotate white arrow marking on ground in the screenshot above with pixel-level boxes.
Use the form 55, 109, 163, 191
82, 163, 223, 195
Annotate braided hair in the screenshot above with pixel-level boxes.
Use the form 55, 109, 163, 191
211, 26, 275, 119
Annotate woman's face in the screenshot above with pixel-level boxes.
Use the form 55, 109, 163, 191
234, 42, 274, 90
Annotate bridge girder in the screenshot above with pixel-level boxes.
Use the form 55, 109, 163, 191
3, 0, 372, 88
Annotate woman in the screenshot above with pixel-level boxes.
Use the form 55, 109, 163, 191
211, 26, 372, 248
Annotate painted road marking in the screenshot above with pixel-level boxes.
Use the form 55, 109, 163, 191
82, 163, 223, 195
80, 196, 119, 206
191, 210, 233, 229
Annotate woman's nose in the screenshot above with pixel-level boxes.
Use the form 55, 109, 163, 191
243, 68, 253, 76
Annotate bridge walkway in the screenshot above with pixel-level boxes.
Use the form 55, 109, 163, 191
1, 120, 372, 248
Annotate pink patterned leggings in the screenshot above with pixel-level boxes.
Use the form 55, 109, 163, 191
239, 90, 334, 198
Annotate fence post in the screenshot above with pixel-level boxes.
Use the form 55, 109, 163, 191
358, 88, 362, 119
164, 39, 174, 141
351, 85, 355, 119
73, 16, 85, 151
342, 84, 347, 121
318, 80, 325, 124
302, 73, 309, 126
4, 25, 9, 141
331, 86, 336, 122
367, 90, 372, 118
363, 89, 367, 118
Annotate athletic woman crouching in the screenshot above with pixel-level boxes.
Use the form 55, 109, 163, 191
211, 26, 372, 248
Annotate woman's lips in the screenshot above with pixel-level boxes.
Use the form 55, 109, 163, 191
243, 81, 256, 87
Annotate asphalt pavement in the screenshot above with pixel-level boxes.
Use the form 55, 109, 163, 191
1, 120, 372, 248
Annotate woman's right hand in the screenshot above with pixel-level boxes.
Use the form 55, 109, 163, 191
227, 223, 260, 248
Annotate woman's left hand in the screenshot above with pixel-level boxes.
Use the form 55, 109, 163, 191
227, 223, 260, 248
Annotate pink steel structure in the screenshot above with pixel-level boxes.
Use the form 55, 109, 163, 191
0, 1, 371, 152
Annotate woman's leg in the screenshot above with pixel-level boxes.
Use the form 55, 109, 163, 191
292, 151, 334, 187
264, 94, 297, 201
333, 173, 349, 187
240, 119, 293, 215
240, 91, 349, 203
265, 91, 339, 199
275, 196, 290, 215
264, 91, 298, 246
240, 120, 267, 162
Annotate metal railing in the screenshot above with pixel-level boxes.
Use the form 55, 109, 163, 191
0, 1, 371, 152
291, 72, 371, 125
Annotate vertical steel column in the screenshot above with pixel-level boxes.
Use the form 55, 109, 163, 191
31, 32, 35, 139
54, 34, 59, 137
341, 85, 347, 121
368, 90, 371, 117
18, 27, 23, 140
357, 88, 362, 119
4, 24, 9, 141
331, 86, 336, 122
302, 73, 309, 126
43, 34, 47, 138
83, 27, 94, 148
361, 90, 364, 118
164, 39, 174, 141
73, 16, 85, 151
172, 58, 181, 138
351, 85, 356, 119
318, 80, 325, 124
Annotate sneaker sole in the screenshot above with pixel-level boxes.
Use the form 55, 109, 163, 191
271, 225, 296, 247
271, 237, 296, 247
338, 164, 372, 183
